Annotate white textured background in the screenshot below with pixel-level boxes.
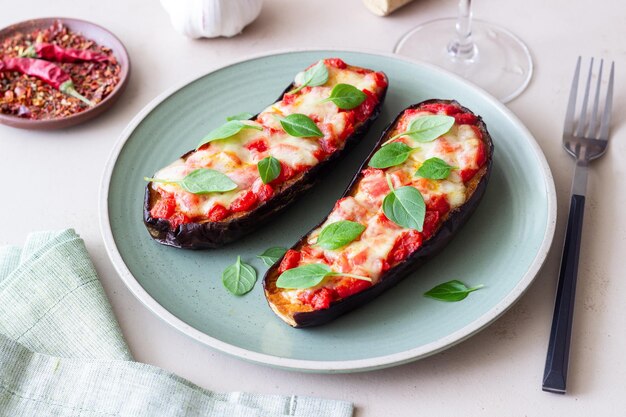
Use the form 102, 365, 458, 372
1, 0, 625, 415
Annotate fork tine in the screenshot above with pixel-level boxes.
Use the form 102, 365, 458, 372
599, 61, 615, 140
575, 58, 594, 137
587, 59, 603, 138
564, 57, 581, 136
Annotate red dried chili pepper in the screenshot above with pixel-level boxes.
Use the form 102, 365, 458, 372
21, 42, 109, 63
0, 57, 93, 106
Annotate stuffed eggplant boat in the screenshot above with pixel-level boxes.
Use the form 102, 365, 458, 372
144, 58, 388, 249
264, 99, 493, 327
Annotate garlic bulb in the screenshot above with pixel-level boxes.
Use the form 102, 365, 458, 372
161, 0, 263, 39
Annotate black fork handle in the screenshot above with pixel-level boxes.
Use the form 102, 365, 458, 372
542, 194, 585, 394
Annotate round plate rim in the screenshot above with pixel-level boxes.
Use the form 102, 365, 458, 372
99, 48, 557, 373
0, 17, 131, 130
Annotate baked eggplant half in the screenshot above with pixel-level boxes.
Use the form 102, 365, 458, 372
144, 58, 388, 249
264, 99, 493, 327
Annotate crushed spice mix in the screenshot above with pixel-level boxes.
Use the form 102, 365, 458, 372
0, 20, 121, 120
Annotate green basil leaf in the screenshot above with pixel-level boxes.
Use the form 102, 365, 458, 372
324, 83, 366, 110
304, 60, 329, 87
226, 112, 254, 121
292, 60, 329, 93
368, 142, 416, 168
197, 120, 262, 148
280, 114, 323, 138
179, 168, 238, 194
316, 220, 365, 250
257, 247, 287, 267
145, 168, 237, 195
405, 115, 455, 143
415, 157, 455, 180
382, 178, 425, 231
424, 280, 484, 302
257, 156, 281, 184
222, 256, 257, 295
276, 263, 372, 290
276, 263, 332, 289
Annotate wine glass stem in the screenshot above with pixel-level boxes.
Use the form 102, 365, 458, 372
448, 0, 476, 61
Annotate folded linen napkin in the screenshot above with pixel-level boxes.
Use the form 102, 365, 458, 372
0, 229, 353, 417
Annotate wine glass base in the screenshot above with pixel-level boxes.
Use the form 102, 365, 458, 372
394, 18, 533, 103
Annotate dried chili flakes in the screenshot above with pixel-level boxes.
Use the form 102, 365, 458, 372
0, 20, 121, 120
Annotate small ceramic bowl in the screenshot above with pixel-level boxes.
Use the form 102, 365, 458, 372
0, 17, 130, 130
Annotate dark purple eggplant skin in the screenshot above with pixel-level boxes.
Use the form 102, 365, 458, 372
144, 74, 389, 249
263, 99, 494, 328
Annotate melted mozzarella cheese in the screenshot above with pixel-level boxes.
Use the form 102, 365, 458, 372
154, 158, 187, 185
269, 133, 320, 167
327, 69, 379, 92
333, 215, 404, 283
437, 180, 466, 208
281, 87, 337, 121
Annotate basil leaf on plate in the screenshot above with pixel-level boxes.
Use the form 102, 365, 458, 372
280, 114, 323, 138
424, 280, 484, 302
145, 168, 237, 195
369, 142, 417, 168
257, 246, 287, 267
226, 112, 254, 121
316, 220, 365, 250
382, 175, 425, 231
222, 256, 257, 296
323, 83, 366, 110
292, 60, 329, 93
258, 156, 282, 184
197, 120, 262, 148
415, 157, 456, 180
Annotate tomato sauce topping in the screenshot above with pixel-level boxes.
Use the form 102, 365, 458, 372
229, 190, 258, 213
427, 194, 451, 215
419, 103, 461, 116
168, 212, 190, 229
351, 89, 379, 123
387, 230, 423, 265
278, 250, 301, 273
245, 139, 268, 153
325, 58, 347, 69
298, 287, 335, 310
335, 278, 372, 299
282, 92, 296, 105
253, 181, 274, 202
150, 195, 176, 220
372, 71, 388, 89
207, 204, 229, 222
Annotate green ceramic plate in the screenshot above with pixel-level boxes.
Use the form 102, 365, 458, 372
100, 50, 556, 373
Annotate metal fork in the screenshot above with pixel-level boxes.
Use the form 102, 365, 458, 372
542, 57, 615, 394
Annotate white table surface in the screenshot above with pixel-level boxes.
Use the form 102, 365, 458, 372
2, 0, 625, 415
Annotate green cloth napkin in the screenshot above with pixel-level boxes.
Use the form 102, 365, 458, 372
0, 229, 353, 417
